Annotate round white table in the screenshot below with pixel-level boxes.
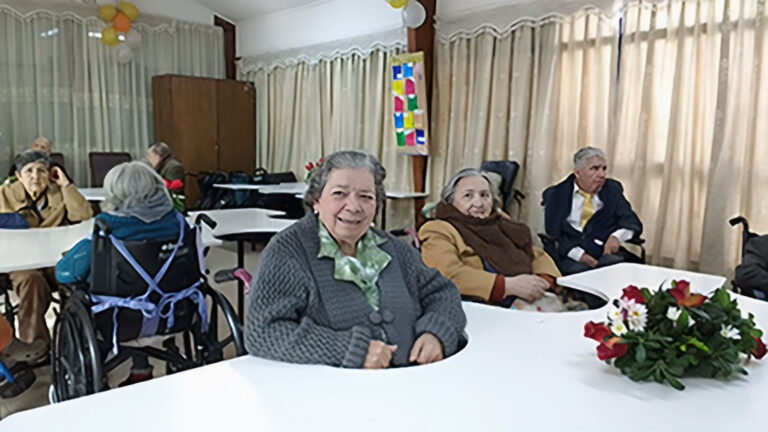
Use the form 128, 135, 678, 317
4, 264, 766, 431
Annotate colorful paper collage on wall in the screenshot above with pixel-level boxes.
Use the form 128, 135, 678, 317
391, 51, 429, 155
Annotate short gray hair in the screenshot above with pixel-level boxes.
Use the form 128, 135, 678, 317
440, 168, 499, 210
101, 161, 170, 213
303, 150, 386, 211
14, 150, 50, 171
573, 147, 606, 170
148, 141, 174, 159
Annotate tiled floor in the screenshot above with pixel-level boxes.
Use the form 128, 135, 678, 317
0, 241, 264, 419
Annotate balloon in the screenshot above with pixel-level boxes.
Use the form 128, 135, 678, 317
124, 29, 142, 49
119, 1, 140, 21
116, 43, 134, 63
99, 5, 116, 22
403, 1, 426, 28
386, 0, 409, 8
113, 11, 131, 32
101, 26, 119, 47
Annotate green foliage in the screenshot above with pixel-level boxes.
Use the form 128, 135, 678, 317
596, 283, 763, 391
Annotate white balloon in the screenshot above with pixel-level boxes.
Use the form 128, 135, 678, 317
402, 1, 426, 28
116, 43, 134, 64
125, 29, 142, 49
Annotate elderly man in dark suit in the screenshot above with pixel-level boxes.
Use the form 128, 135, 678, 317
543, 147, 643, 275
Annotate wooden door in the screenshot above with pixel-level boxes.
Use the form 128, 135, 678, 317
217, 80, 255, 174
153, 75, 218, 206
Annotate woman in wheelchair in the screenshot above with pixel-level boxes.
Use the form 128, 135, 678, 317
418, 168, 561, 309
246, 151, 466, 369
56, 161, 185, 386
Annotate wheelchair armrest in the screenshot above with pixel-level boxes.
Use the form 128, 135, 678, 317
195, 213, 217, 230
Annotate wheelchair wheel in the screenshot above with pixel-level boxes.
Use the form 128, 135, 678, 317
197, 285, 245, 363
52, 291, 102, 401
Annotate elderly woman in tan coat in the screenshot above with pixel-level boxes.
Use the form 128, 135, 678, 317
0, 150, 92, 355
419, 168, 560, 308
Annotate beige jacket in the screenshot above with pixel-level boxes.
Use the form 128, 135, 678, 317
419, 219, 560, 302
0, 181, 93, 228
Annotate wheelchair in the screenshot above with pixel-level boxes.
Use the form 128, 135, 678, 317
729, 216, 766, 300
51, 213, 245, 401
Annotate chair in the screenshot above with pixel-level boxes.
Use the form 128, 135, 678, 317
51, 214, 244, 401
480, 160, 525, 211
88, 152, 132, 187
730, 216, 765, 300
539, 186, 645, 276
49, 153, 65, 169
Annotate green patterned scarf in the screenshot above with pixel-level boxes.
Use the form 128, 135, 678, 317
317, 221, 391, 310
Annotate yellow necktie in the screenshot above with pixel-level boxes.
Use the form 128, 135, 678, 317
579, 190, 594, 228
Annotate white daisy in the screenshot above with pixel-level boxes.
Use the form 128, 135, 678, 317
611, 321, 628, 336
627, 302, 647, 331
720, 325, 741, 340
619, 297, 636, 313
607, 306, 622, 322
666, 306, 681, 321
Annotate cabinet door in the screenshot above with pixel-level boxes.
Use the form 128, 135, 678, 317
217, 80, 255, 174
170, 76, 218, 206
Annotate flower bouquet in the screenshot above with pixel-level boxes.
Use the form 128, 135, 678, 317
584, 281, 766, 390
304, 158, 323, 183
163, 178, 186, 213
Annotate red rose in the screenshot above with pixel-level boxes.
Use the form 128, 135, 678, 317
669, 280, 707, 307
752, 336, 767, 360
622, 285, 646, 304
168, 179, 183, 190
584, 321, 611, 342
163, 178, 170, 188
597, 337, 628, 360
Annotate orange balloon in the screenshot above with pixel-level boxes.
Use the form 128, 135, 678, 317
113, 11, 131, 33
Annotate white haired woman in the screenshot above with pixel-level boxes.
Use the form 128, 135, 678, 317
419, 168, 561, 308
56, 161, 186, 386
246, 150, 466, 369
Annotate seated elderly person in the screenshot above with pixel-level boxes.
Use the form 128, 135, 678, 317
734, 235, 768, 300
56, 161, 185, 386
5, 136, 71, 185
246, 150, 466, 368
543, 147, 643, 275
0, 151, 92, 354
146, 142, 184, 184
419, 168, 560, 307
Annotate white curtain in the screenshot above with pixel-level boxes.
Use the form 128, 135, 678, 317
0, 6, 224, 186
433, 0, 768, 278
612, 0, 768, 276
431, 8, 618, 236
238, 38, 417, 228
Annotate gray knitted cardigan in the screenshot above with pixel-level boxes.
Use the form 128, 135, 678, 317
245, 213, 467, 368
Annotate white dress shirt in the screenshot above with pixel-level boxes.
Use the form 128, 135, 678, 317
566, 183, 634, 261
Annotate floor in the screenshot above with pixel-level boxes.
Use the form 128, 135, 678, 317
0, 241, 264, 419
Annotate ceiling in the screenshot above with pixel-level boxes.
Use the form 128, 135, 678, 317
192, 0, 325, 21
23, 0, 328, 22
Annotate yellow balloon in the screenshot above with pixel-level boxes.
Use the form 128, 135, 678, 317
101, 26, 119, 47
386, 0, 409, 9
119, 1, 139, 21
99, 5, 117, 22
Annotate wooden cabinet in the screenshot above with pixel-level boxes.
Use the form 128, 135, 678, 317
152, 75, 255, 206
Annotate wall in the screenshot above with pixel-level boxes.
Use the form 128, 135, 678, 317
236, 0, 622, 57
0, 0, 219, 25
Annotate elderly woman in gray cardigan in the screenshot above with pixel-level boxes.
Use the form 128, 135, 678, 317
246, 151, 466, 368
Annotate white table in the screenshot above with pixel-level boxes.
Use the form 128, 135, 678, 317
76, 187, 105, 202
0, 221, 94, 273
188, 208, 298, 320
557, 262, 728, 300
213, 182, 308, 195
5, 278, 767, 431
